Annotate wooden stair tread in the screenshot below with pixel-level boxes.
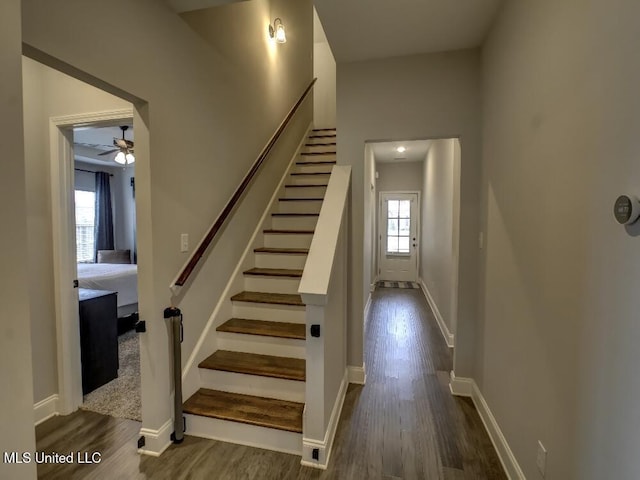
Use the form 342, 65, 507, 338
296, 160, 336, 165
254, 247, 309, 255
183, 388, 304, 433
308, 134, 336, 138
305, 142, 336, 146
290, 172, 331, 176
301, 151, 336, 156
243, 267, 303, 278
284, 184, 328, 188
312, 128, 336, 132
272, 212, 319, 217
278, 197, 324, 202
231, 290, 304, 306
199, 350, 306, 381
263, 228, 314, 234
217, 318, 305, 340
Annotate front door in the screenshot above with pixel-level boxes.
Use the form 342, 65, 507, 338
379, 192, 419, 282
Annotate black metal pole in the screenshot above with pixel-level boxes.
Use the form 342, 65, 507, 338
164, 307, 184, 444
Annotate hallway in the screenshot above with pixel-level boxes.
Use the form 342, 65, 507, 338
36, 288, 505, 479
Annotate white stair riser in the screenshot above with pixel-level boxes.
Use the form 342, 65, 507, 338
254, 252, 307, 269
264, 233, 313, 248
244, 275, 301, 294
271, 215, 318, 230
232, 302, 306, 323
277, 200, 323, 214
216, 332, 305, 359
287, 175, 331, 186
299, 152, 336, 161
184, 414, 302, 454
198, 369, 305, 402
306, 137, 336, 145
294, 164, 335, 174
303, 143, 336, 152
284, 186, 327, 198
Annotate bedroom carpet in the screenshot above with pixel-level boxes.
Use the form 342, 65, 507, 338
80, 330, 141, 422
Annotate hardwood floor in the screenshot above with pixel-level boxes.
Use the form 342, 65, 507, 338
36, 287, 506, 479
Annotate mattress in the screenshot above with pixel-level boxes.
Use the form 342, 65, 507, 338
77, 263, 138, 308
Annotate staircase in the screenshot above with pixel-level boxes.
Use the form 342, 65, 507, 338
183, 128, 337, 453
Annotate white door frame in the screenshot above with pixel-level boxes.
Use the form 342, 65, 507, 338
378, 190, 421, 282
50, 108, 134, 414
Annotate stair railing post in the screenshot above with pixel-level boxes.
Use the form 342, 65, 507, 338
164, 306, 184, 444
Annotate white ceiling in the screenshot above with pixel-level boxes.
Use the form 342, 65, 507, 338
166, 0, 248, 13
370, 139, 431, 163
73, 125, 134, 166
314, 0, 504, 63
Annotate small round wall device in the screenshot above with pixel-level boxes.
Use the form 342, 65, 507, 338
613, 195, 640, 225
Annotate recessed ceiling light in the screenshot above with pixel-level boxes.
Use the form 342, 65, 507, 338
396, 146, 406, 153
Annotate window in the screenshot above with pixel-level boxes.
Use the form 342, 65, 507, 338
386, 199, 411, 254
75, 190, 95, 263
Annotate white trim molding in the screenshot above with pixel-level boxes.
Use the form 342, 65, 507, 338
364, 292, 372, 330
419, 278, 454, 347
138, 419, 173, 457
34, 395, 59, 426
449, 372, 525, 480
347, 364, 366, 385
301, 371, 348, 469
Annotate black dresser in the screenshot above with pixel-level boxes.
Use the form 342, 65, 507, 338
78, 289, 118, 395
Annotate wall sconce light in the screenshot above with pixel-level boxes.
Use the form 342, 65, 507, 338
269, 18, 287, 43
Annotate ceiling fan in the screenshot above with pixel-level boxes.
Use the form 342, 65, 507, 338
98, 125, 135, 165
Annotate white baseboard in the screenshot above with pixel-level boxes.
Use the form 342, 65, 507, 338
138, 419, 173, 457
34, 394, 59, 426
347, 363, 366, 385
301, 370, 348, 469
449, 372, 525, 480
364, 292, 372, 330
418, 278, 454, 347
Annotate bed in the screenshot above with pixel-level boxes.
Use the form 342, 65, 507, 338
77, 263, 138, 317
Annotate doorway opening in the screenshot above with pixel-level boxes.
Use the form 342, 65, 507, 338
364, 138, 461, 347
22, 56, 147, 425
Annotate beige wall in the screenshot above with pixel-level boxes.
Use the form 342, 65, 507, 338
0, 1, 37, 478
312, 8, 336, 129
420, 139, 459, 334
22, 58, 131, 403
481, 1, 640, 478
22, 0, 312, 434
376, 161, 423, 193
337, 49, 481, 373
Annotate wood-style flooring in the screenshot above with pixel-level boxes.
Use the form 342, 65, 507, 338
36, 287, 506, 479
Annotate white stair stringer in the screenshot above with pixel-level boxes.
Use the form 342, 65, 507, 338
184, 413, 303, 455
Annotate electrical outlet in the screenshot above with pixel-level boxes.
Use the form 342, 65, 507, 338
536, 440, 547, 477
180, 234, 189, 253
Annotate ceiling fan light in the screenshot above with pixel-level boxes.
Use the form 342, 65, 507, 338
114, 151, 126, 165
125, 153, 135, 164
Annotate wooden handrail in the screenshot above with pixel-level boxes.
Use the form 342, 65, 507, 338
171, 78, 317, 291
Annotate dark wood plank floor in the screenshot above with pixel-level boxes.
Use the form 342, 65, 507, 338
36, 287, 506, 479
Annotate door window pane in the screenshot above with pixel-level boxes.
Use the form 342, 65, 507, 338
388, 200, 399, 217
399, 200, 411, 218
399, 218, 410, 235
398, 236, 410, 253
75, 190, 95, 263
386, 198, 412, 254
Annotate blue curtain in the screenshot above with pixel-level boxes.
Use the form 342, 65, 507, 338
94, 172, 114, 261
